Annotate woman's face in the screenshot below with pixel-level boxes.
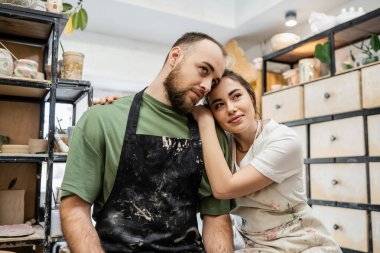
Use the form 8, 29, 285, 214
208, 77, 256, 134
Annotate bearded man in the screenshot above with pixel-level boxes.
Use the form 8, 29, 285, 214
60, 32, 233, 253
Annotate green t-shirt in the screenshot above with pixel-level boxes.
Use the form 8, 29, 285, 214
61, 93, 231, 220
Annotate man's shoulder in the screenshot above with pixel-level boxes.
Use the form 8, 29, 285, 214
87, 95, 134, 116
76, 95, 134, 130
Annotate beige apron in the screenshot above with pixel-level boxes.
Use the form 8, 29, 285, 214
232, 204, 342, 252
229, 120, 342, 252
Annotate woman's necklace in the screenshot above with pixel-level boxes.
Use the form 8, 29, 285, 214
235, 120, 262, 153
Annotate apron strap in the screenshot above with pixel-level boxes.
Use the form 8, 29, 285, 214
126, 88, 201, 142
186, 114, 200, 140
126, 88, 146, 135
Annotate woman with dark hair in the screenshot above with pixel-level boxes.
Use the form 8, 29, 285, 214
193, 69, 342, 252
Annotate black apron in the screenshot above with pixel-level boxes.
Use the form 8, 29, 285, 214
95, 89, 205, 252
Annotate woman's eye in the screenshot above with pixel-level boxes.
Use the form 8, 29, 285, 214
200, 67, 209, 75
214, 103, 223, 110
232, 93, 242, 100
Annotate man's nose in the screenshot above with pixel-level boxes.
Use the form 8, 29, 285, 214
200, 78, 212, 94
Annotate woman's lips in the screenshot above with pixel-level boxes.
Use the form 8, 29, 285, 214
228, 115, 243, 123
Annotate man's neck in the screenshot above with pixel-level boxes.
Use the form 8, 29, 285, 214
145, 73, 171, 106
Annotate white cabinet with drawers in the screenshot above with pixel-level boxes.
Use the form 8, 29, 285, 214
262, 63, 380, 252
312, 205, 368, 252
261, 10, 380, 251
362, 63, 380, 109
262, 86, 304, 123
310, 116, 365, 158
372, 211, 380, 253
304, 71, 362, 118
310, 163, 367, 203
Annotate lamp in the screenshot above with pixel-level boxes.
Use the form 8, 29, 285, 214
285, 10, 297, 27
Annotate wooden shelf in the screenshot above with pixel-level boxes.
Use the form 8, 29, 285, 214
0, 224, 44, 248
0, 4, 67, 45
0, 153, 47, 163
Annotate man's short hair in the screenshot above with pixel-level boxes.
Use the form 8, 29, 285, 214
164, 32, 226, 62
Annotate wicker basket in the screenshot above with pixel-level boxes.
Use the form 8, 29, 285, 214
0, 0, 38, 9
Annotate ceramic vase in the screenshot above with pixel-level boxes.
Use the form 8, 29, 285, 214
0, 48, 14, 76
63, 51, 84, 80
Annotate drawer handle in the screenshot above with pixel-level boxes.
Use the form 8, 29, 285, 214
275, 104, 281, 110
331, 179, 338, 185
333, 224, 340, 230
330, 135, 337, 142
324, 92, 331, 99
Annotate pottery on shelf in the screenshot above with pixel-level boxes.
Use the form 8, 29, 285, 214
270, 33, 300, 51
13, 59, 38, 79
63, 51, 84, 80
28, 139, 48, 154
0, 48, 13, 77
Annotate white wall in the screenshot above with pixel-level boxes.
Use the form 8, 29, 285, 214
60, 30, 169, 97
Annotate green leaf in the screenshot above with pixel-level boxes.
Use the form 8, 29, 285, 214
370, 34, 380, 53
314, 42, 331, 64
77, 8, 88, 31
62, 3, 73, 13
72, 12, 79, 30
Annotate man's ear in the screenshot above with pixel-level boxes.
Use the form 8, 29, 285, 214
168, 46, 183, 67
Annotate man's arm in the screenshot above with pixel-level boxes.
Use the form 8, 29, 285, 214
60, 195, 104, 253
202, 214, 233, 253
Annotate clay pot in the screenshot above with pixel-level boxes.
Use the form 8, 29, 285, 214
28, 139, 48, 154
0, 48, 13, 76
45, 0, 63, 13
63, 51, 84, 80
13, 59, 38, 79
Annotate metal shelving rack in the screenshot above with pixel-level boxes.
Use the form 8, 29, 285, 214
0, 4, 92, 252
261, 8, 380, 253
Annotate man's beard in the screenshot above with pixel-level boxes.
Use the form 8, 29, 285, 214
163, 64, 197, 114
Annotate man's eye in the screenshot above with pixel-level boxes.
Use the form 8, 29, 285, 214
212, 79, 219, 87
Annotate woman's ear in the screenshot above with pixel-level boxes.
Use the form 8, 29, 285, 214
168, 47, 183, 67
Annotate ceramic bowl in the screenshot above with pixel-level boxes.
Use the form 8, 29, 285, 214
270, 33, 300, 51
13, 59, 38, 79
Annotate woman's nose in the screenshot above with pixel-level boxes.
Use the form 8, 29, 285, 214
227, 102, 237, 114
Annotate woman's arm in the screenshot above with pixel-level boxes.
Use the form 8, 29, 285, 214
193, 106, 272, 199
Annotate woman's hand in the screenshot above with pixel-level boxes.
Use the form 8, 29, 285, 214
192, 105, 214, 127
92, 95, 121, 106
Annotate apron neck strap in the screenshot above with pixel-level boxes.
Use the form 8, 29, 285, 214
127, 88, 201, 141
126, 88, 145, 134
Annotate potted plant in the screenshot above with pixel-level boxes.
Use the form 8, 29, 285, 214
314, 41, 330, 76
353, 33, 380, 65
62, 0, 88, 34
42, 0, 88, 33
